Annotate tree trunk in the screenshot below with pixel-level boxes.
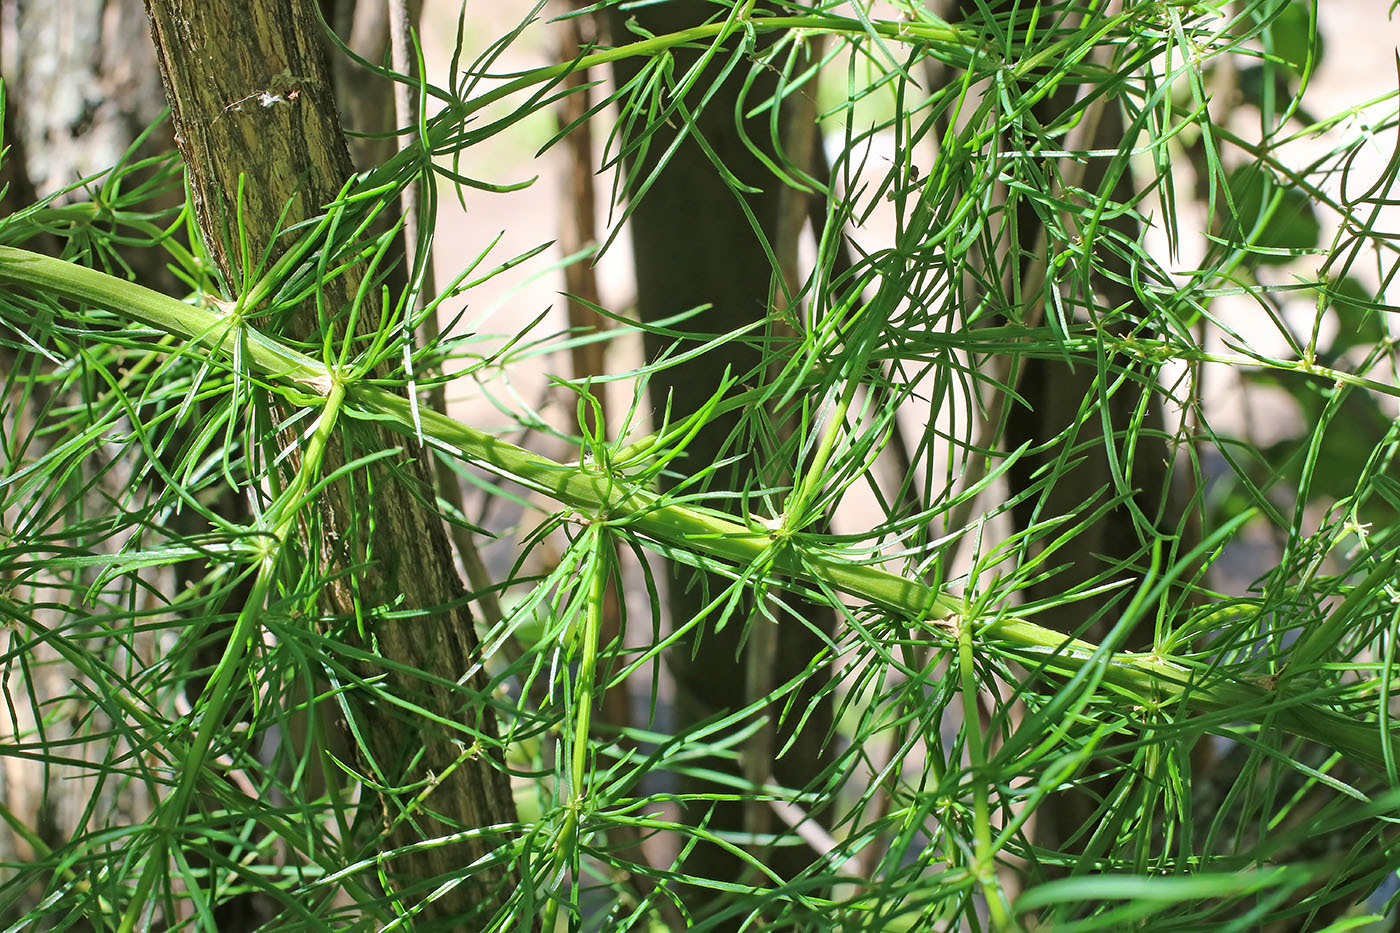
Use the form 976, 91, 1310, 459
1000, 97, 1176, 859
2, 0, 166, 207
0, 0, 174, 268
950, 0, 1182, 876
607, 4, 836, 917
142, 0, 518, 923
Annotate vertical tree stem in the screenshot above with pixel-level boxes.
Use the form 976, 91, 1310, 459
141, 0, 519, 921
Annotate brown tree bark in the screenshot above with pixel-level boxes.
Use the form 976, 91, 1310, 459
141, 0, 518, 923
2, 0, 167, 206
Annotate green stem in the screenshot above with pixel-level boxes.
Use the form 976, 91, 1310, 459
433, 16, 972, 133
543, 523, 608, 933
116, 381, 346, 933
3, 247, 1399, 777
0, 593, 384, 923
958, 617, 1009, 929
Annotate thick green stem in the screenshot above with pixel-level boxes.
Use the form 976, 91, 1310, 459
117, 380, 346, 933
3, 246, 1398, 778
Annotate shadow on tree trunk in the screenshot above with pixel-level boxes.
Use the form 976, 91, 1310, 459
606, 4, 837, 924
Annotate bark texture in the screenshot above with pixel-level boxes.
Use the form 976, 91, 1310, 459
142, 0, 517, 923
4, 0, 166, 202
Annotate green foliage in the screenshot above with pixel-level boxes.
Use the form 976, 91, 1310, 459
1221, 165, 1322, 264
2, 2, 1399, 931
